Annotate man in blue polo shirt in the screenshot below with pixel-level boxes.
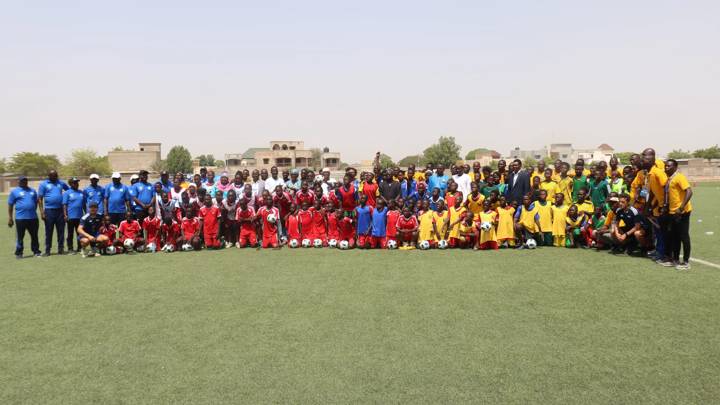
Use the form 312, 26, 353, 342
8, 176, 41, 258
62, 177, 85, 254
104, 172, 130, 225
159, 171, 173, 194
83, 173, 105, 215
38, 169, 69, 256
427, 164, 450, 196
131, 170, 156, 222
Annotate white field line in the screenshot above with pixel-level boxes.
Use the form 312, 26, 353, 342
690, 257, 720, 269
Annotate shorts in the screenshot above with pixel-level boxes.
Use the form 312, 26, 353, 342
370, 236, 386, 249
262, 233, 279, 248
238, 230, 257, 247
204, 234, 221, 248
478, 241, 499, 250
398, 231, 414, 243
357, 234, 372, 247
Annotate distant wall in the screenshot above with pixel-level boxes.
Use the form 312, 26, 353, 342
108, 151, 160, 172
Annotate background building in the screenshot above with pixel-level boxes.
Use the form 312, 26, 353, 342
219, 141, 341, 172
108, 143, 161, 174
507, 143, 615, 163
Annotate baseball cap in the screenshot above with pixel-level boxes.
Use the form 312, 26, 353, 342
69, 177, 79, 182
130, 174, 139, 180
609, 197, 619, 202
160, 170, 169, 176
291, 169, 299, 175
18, 175, 27, 181
89, 173, 100, 180
111, 172, 121, 179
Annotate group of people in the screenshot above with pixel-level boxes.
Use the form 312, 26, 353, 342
7, 148, 693, 269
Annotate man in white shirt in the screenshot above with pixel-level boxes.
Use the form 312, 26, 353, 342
451, 165, 472, 202
320, 168, 337, 196
264, 166, 284, 194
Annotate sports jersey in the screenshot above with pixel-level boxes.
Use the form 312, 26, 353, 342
79, 213, 102, 237
62, 188, 85, 219
181, 217, 201, 240
257, 206, 280, 236
396, 215, 418, 233
327, 213, 341, 240
445, 192, 462, 210
99, 223, 117, 242
535, 201, 553, 233
38, 179, 69, 209
466, 193, 485, 215
566, 214, 586, 230
371, 207, 388, 237
272, 191, 293, 219
496, 206, 515, 240
588, 178, 610, 209
83, 185, 105, 214
310, 207, 327, 238
294, 190, 315, 207
361, 182, 379, 207
666, 172, 692, 214
551, 204, 569, 237
236, 206, 257, 233
615, 207, 638, 232
447, 206, 467, 239
336, 185, 358, 212
132, 182, 155, 208
539, 180, 557, 201
298, 209, 314, 238
418, 211, 436, 241
516, 204, 540, 233
427, 174, 449, 195
285, 213, 301, 240
386, 209, 400, 238
432, 210, 449, 240
199, 206, 221, 234
119, 219, 141, 241
338, 216, 355, 241
143, 216, 161, 245
630, 160, 667, 214
555, 176, 573, 204
355, 205, 373, 235
9, 186, 38, 220
575, 200, 595, 217
161, 222, 181, 244
571, 176, 588, 202
105, 183, 130, 214
478, 211, 498, 243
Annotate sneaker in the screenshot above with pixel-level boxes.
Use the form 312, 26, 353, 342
15, 255, 23, 260
34, 253, 42, 258
57, 248, 65, 255
656, 259, 675, 267
676, 262, 691, 271
42, 251, 51, 257
235, 242, 241, 248
646, 250, 657, 258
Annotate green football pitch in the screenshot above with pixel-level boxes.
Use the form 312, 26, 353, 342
1, 184, 719, 404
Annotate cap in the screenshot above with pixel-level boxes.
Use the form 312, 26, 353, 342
69, 177, 79, 182
89, 173, 100, 180
111, 172, 121, 179
322, 167, 330, 173
18, 175, 27, 181
160, 170, 169, 176
609, 197, 620, 202
291, 169, 299, 175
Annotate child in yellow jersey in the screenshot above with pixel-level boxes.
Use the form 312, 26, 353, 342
551, 193, 570, 247
565, 204, 586, 248
458, 212, 477, 249
447, 197, 467, 248
539, 168, 557, 201
431, 200, 449, 243
465, 182, 485, 216
535, 190, 554, 246
418, 205, 437, 247
496, 196, 516, 247
476, 200, 499, 250
514, 194, 541, 249
555, 163, 573, 204
575, 187, 595, 217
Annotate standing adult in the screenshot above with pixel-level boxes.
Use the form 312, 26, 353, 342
452, 165, 472, 202
663, 159, 693, 270
505, 159, 530, 205
427, 164, 450, 196
265, 166, 284, 194
62, 177, 85, 254
159, 170, 173, 194
38, 169, 69, 255
104, 172, 131, 225
379, 171, 401, 204
131, 170, 156, 222
83, 174, 105, 215
8, 176, 41, 258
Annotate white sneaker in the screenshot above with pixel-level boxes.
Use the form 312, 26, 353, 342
235, 242, 241, 248
675, 262, 691, 271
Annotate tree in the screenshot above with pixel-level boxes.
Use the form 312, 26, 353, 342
63, 149, 111, 176
614, 152, 635, 165
523, 157, 538, 168
0, 158, 6, 174
165, 146, 193, 174
422, 136, 462, 167
214, 159, 226, 168
398, 155, 424, 167
465, 148, 492, 160
9, 152, 62, 176
151, 160, 167, 173
666, 149, 692, 159
111, 146, 125, 151
693, 145, 720, 161
376, 153, 395, 169
195, 154, 216, 166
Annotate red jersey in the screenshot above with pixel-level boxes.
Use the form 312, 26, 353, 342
161, 222, 180, 244
235, 206, 256, 232
336, 185, 357, 212
295, 190, 315, 207
257, 206, 280, 236
285, 213, 301, 240
119, 220, 141, 240
199, 205, 221, 233
327, 213, 341, 240
143, 216, 161, 244
445, 192, 462, 210
310, 207, 327, 237
338, 216, 355, 240
273, 191, 292, 219
386, 209, 401, 237
297, 209, 314, 238
325, 192, 339, 209
181, 217, 200, 240
100, 224, 117, 242
361, 183, 378, 207
396, 215, 418, 231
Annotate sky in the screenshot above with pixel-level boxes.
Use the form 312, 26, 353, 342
1, 0, 719, 164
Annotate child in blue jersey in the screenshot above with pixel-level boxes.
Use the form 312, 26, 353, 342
355, 194, 373, 249
62, 177, 85, 254
370, 199, 388, 249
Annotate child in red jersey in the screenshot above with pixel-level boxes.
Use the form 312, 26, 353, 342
181, 208, 202, 250
199, 195, 222, 249
385, 199, 401, 245
326, 203, 341, 243
99, 214, 119, 252
143, 205, 162, 251
257, 196, 281, 248
236, 198, 258, 248
396, 206, 419, 248
285, 203, 301, 247
337, 210, 356, 248
310, 199, 327, 246
160, 215, 181, 251
297, 201, 314, 242
221, 190, 239, 248
118, 210, 145, 251
294, 181, 315, 208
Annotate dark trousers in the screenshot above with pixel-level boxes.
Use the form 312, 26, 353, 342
43, 208, 65, 253
66, 218, 81, 251
667, 213, 691, 262
109, 212, 125, 226
15, 218, 40, 256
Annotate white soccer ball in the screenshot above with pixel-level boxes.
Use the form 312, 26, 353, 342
437, 239, 448, 249
105, 245, 116, 255
289, 239, 300, 248
266, 213, 277, 224
328, 239, 338, 248
526, 238, 537, 249
181, 243, 193, 251
146, 242, 156, 253
123, 239, 135, 250
480, 222, 492, 232
163, 244, 175, 253
419, 240, 431, 250
339, 240, 349, 250
387, 239, 398, 250
302, 239, 312, 248
313, 239, 323, 248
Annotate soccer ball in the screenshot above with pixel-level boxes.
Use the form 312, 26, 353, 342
105, 245, 116, 255
146, 243, 156, 253
123, 239, 135, 250
266, 213, 277, 224
480, 222, 492, 232
339, 240, 350, 250
302, 239, 312, 248
387, 239, 398, 250
328, 239, 338, 248
181, 243, 193, 251
289, 239, 300, 248
313, 239, 323, 248
162, 244, 175, 253
526, 238, 537, 249
437, 239, 448, 249
419, 240, 431, 250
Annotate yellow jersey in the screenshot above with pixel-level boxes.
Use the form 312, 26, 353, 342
496, 206, 515, 240
631, 160, 667, 215
418, 211, 435, 242
466, 193, 485, 215
539, 180, 557, 200
518, 204, 540, 233
535, 201, 553, 233
576, 200, 594, 217
555, 176, 573, 204
478, 211, 498, 243
447, 206, 467, 239
551, 204, 569, 236
666, 172, 692, 214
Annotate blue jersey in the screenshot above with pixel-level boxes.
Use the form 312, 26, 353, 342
132, 182, 155, 206
83, 185, 105, 214
104, 183, 130, 214
159, 180, 173, 194
79, 213, 102, 237
400, 180, 417, 199
371, 207, 388, 237
355, 205, 373, 235
428, 174, 449, 196
38, 179, 69, 209
62, 188, 85, 219
8, 186, 38, 220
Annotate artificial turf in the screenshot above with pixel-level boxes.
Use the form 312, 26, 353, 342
1, 184, 719, 404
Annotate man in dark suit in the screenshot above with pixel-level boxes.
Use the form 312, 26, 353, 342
505, 159, 531, 205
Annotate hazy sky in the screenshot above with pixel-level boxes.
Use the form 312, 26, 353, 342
1, 0, 718, 163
